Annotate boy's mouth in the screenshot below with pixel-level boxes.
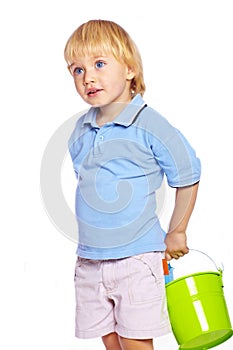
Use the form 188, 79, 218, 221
87, 88, 103, 96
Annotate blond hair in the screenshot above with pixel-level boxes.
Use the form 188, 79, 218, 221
64, 19, 146, 97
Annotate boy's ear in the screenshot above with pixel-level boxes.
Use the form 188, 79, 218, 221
126, 66, 136, 80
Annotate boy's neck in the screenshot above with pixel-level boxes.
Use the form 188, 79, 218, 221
96, 100, 130, 127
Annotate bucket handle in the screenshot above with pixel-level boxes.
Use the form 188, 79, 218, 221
189, 248, 224, 275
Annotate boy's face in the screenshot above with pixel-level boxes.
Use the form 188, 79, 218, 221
68, 53, 135, 107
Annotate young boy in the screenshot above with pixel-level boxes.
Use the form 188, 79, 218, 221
64, 20, 201, 350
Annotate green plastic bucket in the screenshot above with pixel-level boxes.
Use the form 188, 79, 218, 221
166, 252, 233, 349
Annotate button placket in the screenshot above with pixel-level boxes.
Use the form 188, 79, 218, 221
93, 127, 108, 156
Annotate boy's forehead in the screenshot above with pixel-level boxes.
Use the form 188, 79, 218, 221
66, 40, 119, 64
69, 52, 116, 65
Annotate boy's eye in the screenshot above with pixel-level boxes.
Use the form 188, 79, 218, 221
73, 67, 84, 75
95, 61, 105, 69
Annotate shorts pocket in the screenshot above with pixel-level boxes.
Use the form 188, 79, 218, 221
127, 253, 165, 305
74, 257, 82, 283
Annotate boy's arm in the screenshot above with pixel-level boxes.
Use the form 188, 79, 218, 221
164, 182, 199, 261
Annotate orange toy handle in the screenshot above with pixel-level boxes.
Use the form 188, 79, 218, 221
162, 258, 169, 275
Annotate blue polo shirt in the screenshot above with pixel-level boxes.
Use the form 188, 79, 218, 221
69, 94, 201, 259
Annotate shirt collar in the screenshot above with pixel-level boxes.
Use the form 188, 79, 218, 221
82, 94, 146, 128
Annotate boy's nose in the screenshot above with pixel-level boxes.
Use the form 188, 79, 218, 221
83, 70, 96, 85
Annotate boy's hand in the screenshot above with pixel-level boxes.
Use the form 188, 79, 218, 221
164, 231, 189, 261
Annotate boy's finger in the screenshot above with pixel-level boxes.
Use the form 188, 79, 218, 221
165, 251, 172, 261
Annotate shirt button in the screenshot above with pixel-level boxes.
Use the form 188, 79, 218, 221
99, 135, 104, 141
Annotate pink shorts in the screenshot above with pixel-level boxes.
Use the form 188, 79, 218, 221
74, 251, 171, 339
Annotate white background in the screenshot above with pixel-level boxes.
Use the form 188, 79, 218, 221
1, 0, 233, 349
